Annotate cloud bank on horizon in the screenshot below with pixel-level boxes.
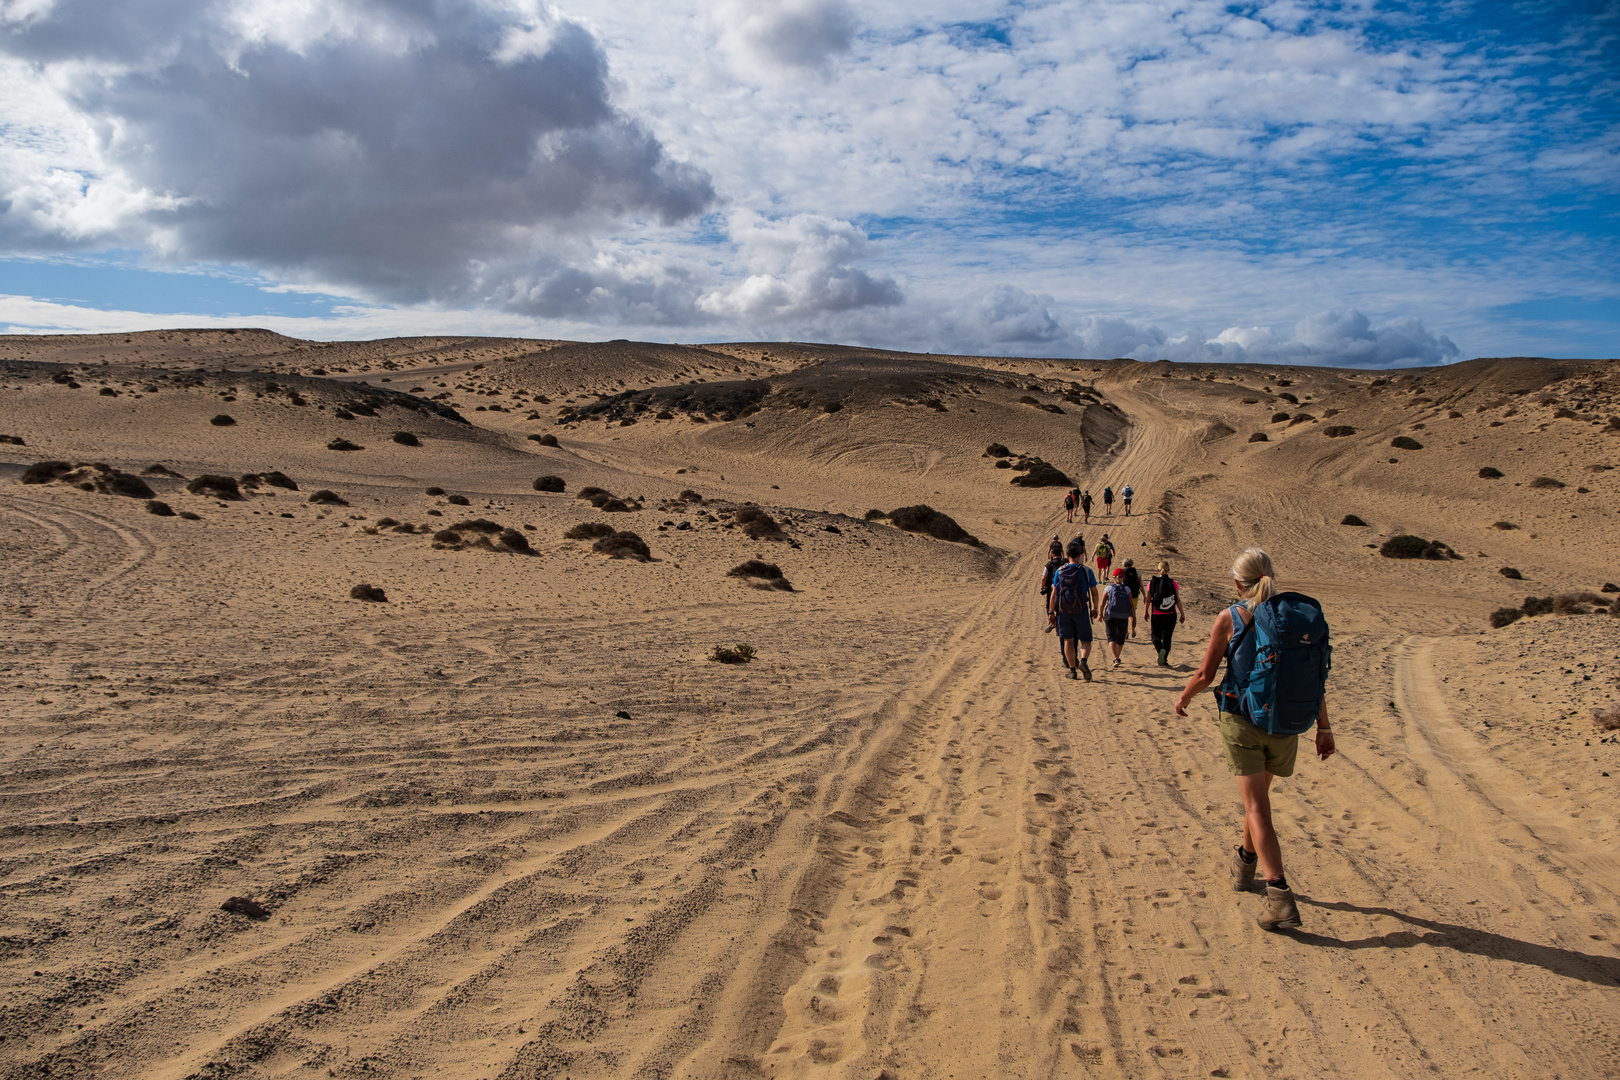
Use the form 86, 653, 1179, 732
0, 0, 1614, 364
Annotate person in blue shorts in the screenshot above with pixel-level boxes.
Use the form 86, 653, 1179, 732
1046, 538, 1099, 680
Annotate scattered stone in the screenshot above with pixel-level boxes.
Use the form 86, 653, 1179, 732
350, 583, 388, 602
220, 896, 269, 919
210, 414, 236, 426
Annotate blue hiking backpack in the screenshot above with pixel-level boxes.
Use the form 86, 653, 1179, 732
1215, 592, 1331, 735
1053, 564, 1092, 615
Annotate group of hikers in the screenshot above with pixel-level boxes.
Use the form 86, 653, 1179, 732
1063, 482, 1132, 523
1041, 533, 1185, 673
1037, 523, 1335, 933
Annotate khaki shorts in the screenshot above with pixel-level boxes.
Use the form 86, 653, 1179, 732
1220, 711, 1299, 777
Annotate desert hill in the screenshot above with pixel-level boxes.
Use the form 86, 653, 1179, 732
1, 332, 1618, 1080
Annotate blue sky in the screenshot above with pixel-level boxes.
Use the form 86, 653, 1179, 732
0, 0, 1615, 364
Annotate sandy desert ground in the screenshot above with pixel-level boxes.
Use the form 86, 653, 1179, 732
1, 330, 1617, 1080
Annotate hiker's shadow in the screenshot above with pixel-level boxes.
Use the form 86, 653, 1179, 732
1293, 898, 1620, 986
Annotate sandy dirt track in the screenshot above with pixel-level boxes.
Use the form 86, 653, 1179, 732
1, 333, 1618, 1080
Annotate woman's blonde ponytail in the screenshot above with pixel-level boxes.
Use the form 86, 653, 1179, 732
1231, 548, 1277, 610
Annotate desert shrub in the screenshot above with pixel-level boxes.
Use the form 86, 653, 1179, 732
243, 471, 298, 490
924, 398, 947, 412
0, 435, 25, 445
1381, 535, 1429, 559
656, 410, 674, 420
432, 529, 460, 545
985, 443, 1011, 458
533, 475, 566, 492
1340, 514, 1367, 526
1594, 704, 1620, 731
1390, 436, 1424, 450
600, 499, 633, 512
146, 499, 175, 516
376, 517, 400, 527
823, 400, 844, 413
735, 507, 786, 540
21, 461, 72, 484
864, 509, 888, 520
1553, 408, 1577, 419
1278, 392, 1299, 404
1323, 425, 1356, 438
425, 486, 446, 496
1492, 521, 1517, 530
1248, 432, 1268, 443
308, 489, 349, 506
888, 504, 978, 545
450, 518, 503, 534
1499, 567, 1523, 580
532, 433, 560, 447
752, 578, 794, 591
1019, 395, 1039, 405
446, 494, 470, 506
1010, 460, 1072, 487
1271, 412, 1291, 423
350, 583, 388, 602
1288, 412, 1315, 425
592, 530, 650, 560
1553, 592, 1607, 616
391, 431, 420, 446
994, 459, 1012, 468
178, 510, 201, 520
709, 643, 756, 663
333, 410, 354, 420
1603, 583, 1619, 593
327, 438, 363, 451
210, 414, 236, 426
1478, 467, 1504, 478
1380, 534, 1457, 560
496, 528, 532, 554
187, 474, 243, 499
1521, 595, 1555, 616
1489, 607, 1523, 629
1528, 476, 1565, 489
93, 468, 155, 498
729, 559, 783, 580
576, 486, 611, 501
679, 489, 703, 502
143, 464, 183, 477
565, 521, 616, 539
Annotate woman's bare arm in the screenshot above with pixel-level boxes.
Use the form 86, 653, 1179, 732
1174, 607, 1233, 716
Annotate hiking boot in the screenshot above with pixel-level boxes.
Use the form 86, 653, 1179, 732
1067, 666, 1079, 680
1256, 886, 1301, 931
1078, 658, 1092, 682
1230, 847, 1257, 893
1155, 648, 1166, 666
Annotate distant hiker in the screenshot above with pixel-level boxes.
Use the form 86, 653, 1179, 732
1063, 489, 1076, 523
1120, 557, 1142, 638
1079, 489, 1093, 523
1038, 537, 1066, 621
1102, 568, 1133, 668
1094, 534, 1114, 578
1147, 560, 1185, 667
1047, 539, 1099, 680
1122, 483, 1135, 516
1103, 485, 1115, 515
1172, 548, 1334, 933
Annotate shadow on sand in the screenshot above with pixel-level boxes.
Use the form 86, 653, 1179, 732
1292, 898, 1620, 986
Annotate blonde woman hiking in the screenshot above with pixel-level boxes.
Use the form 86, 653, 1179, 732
1172, 548, 1334, 931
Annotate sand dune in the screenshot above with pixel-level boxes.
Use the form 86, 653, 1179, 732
2, 335, 1617, 1079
